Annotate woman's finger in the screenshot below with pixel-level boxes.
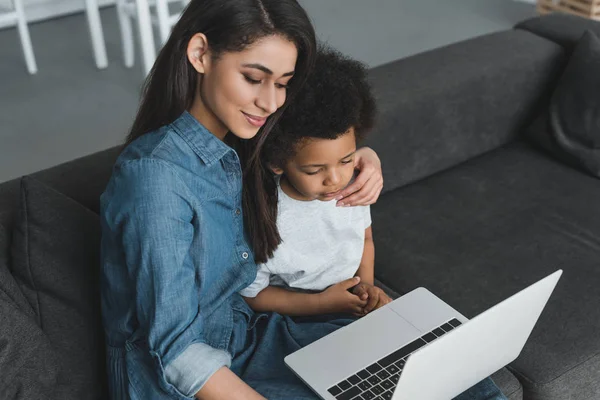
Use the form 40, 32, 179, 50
363, 178, 383, 205
366, 184, 383, 206
337, 177, 374, 206
340, 174, 383, 206
357, 177, 383, 206
335, 169, 372, 205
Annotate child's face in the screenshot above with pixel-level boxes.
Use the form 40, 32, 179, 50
276, 129, 357, 201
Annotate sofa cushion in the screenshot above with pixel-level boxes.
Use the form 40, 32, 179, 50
10, 176, 106, 399
0, 286, 61, 399
372, 141, 600, 400
526, 30, 600, 178
0, 145, 120, 235
0, 223, 10, 292
364, 29, 565, 193
490, 368, 523, 400
0, 223, 34, 318
516, 13, 600, 50
1, 223, 62, 399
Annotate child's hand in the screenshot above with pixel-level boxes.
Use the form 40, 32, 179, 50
352, 283, 392, 315
318, 277, 368, 315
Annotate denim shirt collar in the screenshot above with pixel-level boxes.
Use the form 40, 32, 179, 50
172, 111, 233, 166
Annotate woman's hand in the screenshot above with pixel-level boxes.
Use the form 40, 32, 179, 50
318, 277, 367, 315
351, 282, 392, 315
336, 147, 383, 207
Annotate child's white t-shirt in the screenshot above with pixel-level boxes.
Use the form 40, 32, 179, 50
239, 183, 372, 298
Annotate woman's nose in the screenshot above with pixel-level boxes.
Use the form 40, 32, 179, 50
256, 85, 278, 115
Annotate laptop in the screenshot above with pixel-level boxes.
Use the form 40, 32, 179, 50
285, 270, 562, 400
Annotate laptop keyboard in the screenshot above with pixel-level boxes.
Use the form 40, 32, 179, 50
327, 318, 462, 400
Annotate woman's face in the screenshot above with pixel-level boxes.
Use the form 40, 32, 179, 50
193, 35, 298, 140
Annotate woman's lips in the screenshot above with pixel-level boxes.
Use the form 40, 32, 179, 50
242, 112, 267, 127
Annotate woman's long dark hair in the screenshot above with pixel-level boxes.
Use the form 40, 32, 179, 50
125, 0, 316, 263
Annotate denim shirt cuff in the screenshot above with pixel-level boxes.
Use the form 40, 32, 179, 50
164, 342, 232, 397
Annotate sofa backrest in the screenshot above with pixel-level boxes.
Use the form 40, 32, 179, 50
364, 29, 567, 194
516, 13, 600, 49
0, 147, 121, 243
0, 26, 570, 236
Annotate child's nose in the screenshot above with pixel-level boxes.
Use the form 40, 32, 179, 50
325, 170, 341, 186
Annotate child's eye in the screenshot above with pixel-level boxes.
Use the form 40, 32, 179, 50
304, 170, 320, 176
244, 75, 261, 84
341, 159, 353, 165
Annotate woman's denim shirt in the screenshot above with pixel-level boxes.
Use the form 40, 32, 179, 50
100, 112, 257, 399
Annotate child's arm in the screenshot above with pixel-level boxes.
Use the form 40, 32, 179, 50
243, 277, 366, 316
243, 286, 322, 316
354, 226, 375, 285
352, 226, 392, 314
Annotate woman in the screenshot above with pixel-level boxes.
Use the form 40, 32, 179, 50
100, 1, 505, 399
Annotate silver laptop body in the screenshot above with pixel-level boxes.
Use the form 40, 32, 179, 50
285, 270, 562, 400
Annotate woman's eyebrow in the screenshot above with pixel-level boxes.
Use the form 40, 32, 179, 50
242, 63, 295, 77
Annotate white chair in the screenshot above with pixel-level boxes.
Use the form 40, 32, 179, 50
84, 0, 108, 69
0, 0, 37, 74
116, 0, 189, 75
1, 0, 108, 74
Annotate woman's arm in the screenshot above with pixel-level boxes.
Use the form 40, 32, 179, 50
195, 368, 265, 400
104, 160, 233, 398
336, 147, 383, 207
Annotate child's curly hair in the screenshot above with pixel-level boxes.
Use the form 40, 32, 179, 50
264, 44, 377, 168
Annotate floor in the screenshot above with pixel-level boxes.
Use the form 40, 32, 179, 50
0, 0, 536, 183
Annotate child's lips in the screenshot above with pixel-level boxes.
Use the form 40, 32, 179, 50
323, 190, 341, 198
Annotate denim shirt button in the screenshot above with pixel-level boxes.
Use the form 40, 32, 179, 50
241, 252, 249, 260
235, 208, 241, 216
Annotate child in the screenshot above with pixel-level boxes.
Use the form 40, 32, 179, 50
241, 46, 392, 317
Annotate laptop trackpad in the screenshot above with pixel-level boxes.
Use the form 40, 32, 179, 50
285, 306, 421, 391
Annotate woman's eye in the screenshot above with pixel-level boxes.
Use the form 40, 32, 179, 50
244, 75, 261, 84
275, 83, 289, 90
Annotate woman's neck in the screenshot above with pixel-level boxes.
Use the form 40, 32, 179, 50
189, 94, 228, 141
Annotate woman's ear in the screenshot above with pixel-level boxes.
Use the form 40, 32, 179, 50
187, 33, 210, 74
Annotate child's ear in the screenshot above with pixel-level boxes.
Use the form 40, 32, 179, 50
270, 165, 284, 175
187, 33, 210, 74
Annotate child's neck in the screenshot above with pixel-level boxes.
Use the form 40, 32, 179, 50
279, 176, 314, 202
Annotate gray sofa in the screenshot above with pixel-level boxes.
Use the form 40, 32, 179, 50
1, 13, 599, 400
